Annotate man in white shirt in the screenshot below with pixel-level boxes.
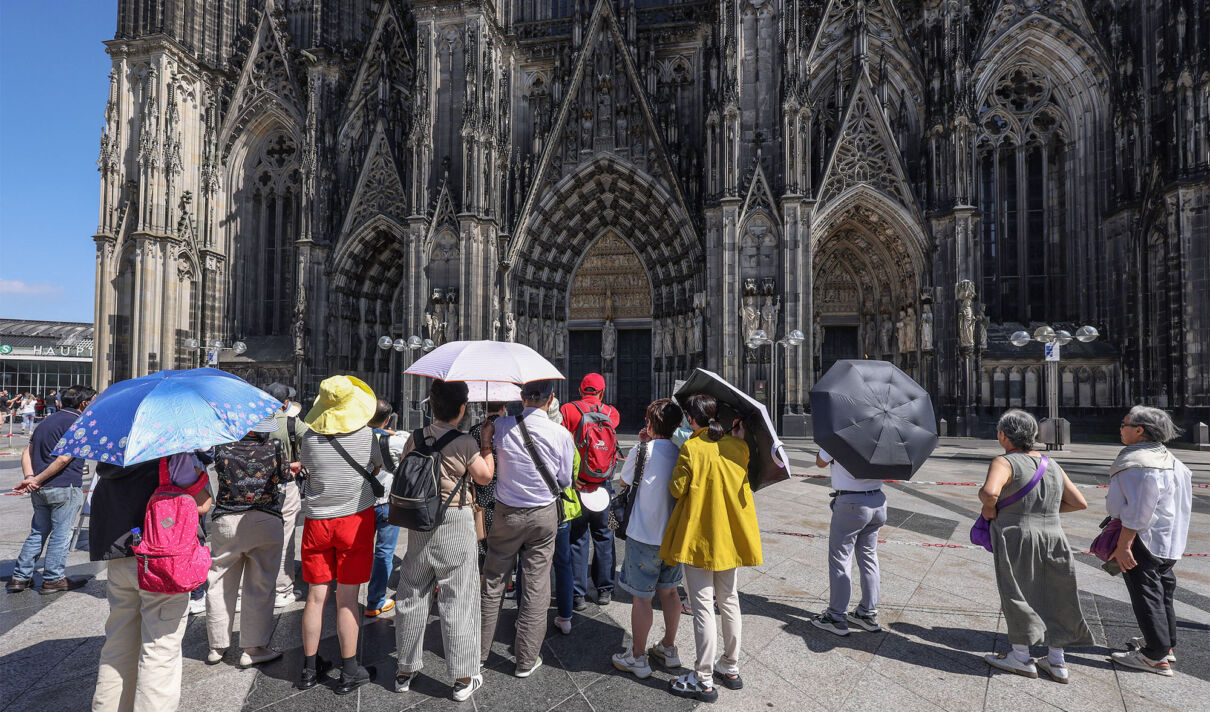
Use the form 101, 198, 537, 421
1108, 406, 1193, 676
810, 448, 886, 636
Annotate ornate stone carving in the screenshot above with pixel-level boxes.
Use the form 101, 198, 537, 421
920, 304, 934, 352
602, 319, 617, 360
957, 280, 977, 351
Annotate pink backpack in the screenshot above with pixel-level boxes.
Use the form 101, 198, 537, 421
132, 459, 211, 594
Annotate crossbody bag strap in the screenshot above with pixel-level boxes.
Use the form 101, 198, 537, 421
428, 428, 471, 515
517, 415, 561, 498
624, 440, 648, 516
327, 435, 385, 498
997, 455, 1048, 511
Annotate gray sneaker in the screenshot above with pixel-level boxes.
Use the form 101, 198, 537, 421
811, 612, 850, 637
846, 610, 881, 632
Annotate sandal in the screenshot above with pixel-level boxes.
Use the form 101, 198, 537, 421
668, 672, 719, 703
985, 652, 1038, 679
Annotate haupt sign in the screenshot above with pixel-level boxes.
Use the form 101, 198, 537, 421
26, 344, 94, 358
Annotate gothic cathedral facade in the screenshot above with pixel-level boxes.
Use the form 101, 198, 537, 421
93, 0, 1209, 431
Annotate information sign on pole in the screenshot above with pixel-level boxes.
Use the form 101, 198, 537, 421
207, 349, 219, 365
1044, 342, 1060, 362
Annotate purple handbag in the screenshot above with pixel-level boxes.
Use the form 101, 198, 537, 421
970, 456, 1048, 552
1090, 517, 1122, 562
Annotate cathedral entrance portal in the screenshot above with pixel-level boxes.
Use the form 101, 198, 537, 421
565, 231, 652, 430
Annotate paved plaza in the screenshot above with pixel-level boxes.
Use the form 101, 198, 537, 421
0, 434, 1207, 711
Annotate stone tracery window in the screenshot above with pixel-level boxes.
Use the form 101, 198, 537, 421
237, 130, 300, 337
977, 66, 1069, 323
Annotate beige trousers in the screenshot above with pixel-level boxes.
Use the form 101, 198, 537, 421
480, 501, 558, 670
205, 509, 284, 650
92, 557, 189, 712
683, 565, 742, 682
276, 480, 301, 595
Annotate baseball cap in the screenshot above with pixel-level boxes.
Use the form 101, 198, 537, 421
521, 379, 558, 400
580, 373, 606, 394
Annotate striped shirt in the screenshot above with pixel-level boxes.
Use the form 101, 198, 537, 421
299, 427, 384, 520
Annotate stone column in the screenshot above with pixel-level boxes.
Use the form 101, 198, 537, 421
92, 236, 116, 389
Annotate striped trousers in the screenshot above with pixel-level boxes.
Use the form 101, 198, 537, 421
393, 506, 481, 680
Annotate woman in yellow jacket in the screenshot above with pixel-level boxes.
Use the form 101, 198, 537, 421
660, 394, 761, 702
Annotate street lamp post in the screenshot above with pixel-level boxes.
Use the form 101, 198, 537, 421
747, 328, 805, 433
1009, 324, 1099, 450
378, 334, 432, 429
183, 338, 247, 367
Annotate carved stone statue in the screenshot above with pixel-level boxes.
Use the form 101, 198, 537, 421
446, 303, 459, 342
503, 310, 517, 342
544, 318, 556, 357
895, 309, 908, 355
692, 309, 703, 353
529, 315, 542, 350
555, 321, 566, 358
741, 299, 760, 340
976, 303, 989, 352
814, 315, 824, 360
879, 312, 893, 357
761, 296, 780, 336
652, 319, 663, 358
863, 314, 877, 357
957, 280, 976, 350
921, 304, 934, 352
676, 314, 690, 355
904, 305, 917, 353
662, 316, 675, 355
602, 319, 617, 360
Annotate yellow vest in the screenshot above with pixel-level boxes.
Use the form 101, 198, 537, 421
659, 429, 762, 571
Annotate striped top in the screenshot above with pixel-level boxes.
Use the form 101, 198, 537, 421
299, 427, 384, 520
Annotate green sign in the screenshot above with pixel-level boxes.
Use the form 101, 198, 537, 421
0, 345, 11, 355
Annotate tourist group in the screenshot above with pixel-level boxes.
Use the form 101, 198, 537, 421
7, 364, 1194, 710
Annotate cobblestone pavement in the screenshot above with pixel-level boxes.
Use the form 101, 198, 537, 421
1, 434, 1207, 711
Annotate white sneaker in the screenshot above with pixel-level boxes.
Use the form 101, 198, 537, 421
515, 657, 543, 678
188, 598, 206, 615
985, 652, 1038, 678
554, 616, 572, 635
611, 650, 652, 679
452, 674, 482, 701
1111, 650, 1174, 677
1034, 657, 1069, 684
648, 642, 681, 668
274, 591, 296, 609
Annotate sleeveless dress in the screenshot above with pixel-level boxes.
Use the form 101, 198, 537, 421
990, 452, 1092, 647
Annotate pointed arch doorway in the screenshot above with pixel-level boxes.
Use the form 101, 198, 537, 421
566, 231, 652, 430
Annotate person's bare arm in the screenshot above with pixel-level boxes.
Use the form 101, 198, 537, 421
1058, 472, 1087, 513
978, 456, 1013, 520
193, 487, 213, 515
468, 452, 494, 486
15, 452, 73, 493
815, 454, 829, 469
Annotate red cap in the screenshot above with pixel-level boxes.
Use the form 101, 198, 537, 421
580, 373, 606, 394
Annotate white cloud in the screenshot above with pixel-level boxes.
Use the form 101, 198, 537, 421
0, 278, 65, 298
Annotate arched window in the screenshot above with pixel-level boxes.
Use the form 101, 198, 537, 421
977, 66, 1069, 324
236, 131, 300, 336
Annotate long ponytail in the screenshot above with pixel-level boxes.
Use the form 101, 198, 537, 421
686, 393, 725, 442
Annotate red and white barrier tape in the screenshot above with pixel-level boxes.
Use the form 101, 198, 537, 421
763, 529, 1210, 557
788, 472, 1210, 490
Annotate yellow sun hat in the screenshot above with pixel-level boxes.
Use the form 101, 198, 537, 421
304, 375, 377, 435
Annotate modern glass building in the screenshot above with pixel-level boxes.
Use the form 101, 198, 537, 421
0, 320, 94, 397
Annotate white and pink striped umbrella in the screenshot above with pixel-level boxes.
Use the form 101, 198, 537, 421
405, 340, 564, 386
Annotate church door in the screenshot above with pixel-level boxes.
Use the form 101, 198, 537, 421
568, 330, 602, 404
614, 329, 651, 431
820, 326, 859, 377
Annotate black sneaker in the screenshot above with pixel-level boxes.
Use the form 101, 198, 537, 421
846, 610, 881, 632
596, 589, 612, 606
298, 656, 332, 690
573, 595, 588, 612
335, 665, 377, 695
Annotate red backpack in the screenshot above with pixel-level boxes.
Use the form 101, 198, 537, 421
572, 403, 619, 489
132, 459, 211, 594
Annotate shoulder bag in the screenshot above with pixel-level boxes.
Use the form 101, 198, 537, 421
608, 441, 648, 540
970, 455, 1047, 552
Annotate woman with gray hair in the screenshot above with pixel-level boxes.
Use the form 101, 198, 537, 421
980, 410, 1091, 683
1107, 406, 1192, 677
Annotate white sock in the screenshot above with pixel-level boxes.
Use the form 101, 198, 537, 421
1048, 647, 1065, 666
1010, 644, 1031, 664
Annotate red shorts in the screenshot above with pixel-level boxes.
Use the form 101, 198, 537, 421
300, 508, 375, 585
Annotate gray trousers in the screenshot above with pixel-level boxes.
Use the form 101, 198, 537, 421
827, 491, 887, 619
480, 501, 558, 670
276, 480, 301, 595
394, 507, 481, 680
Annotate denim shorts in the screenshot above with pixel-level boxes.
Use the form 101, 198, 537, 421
618, 539, 683, 599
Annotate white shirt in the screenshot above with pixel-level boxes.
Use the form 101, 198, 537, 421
21, 398, 36, 415
817, 448, 880, 491
619, 439, 681, 547
1106, 458, 1193, 560
493, 407, 575, 508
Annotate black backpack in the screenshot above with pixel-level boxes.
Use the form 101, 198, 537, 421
388, 428, 465, 531
213, 438, 285, 511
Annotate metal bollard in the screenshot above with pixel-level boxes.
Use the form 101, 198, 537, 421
1197, 422, 1209, 451
938, 418, 948, 437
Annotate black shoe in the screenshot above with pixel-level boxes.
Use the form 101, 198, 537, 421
573, 595, 588, 612
298, 656, 332, 690
596, 590, 612, 606
6, 578, 31, 593
335, 665, 376, 695
714, 669, 744, 690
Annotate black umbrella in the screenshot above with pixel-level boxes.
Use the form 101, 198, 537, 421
674, 368, 790, 492
809, 360, 937, 480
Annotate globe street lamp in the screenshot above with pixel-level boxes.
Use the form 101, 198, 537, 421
183, 338, 247, 366
747, 328, 805, 432
1009, 324, 1099, 450
379, 333, 434, 428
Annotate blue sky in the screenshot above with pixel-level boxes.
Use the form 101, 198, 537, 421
0, 2, 114, 323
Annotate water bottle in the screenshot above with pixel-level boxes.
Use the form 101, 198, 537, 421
130, 527, 142, 547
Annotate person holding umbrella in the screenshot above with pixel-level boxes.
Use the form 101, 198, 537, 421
660, 394, 761, 702
810, 447, 887, 636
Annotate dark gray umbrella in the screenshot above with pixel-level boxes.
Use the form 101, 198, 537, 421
674, 368, 789, 492
809, 360, 937, 480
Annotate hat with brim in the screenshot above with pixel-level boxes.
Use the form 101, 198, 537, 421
304, 375, 376, 435
578, 486, 610, 512
250, 414, 281, 434
284, 401, 302, 418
